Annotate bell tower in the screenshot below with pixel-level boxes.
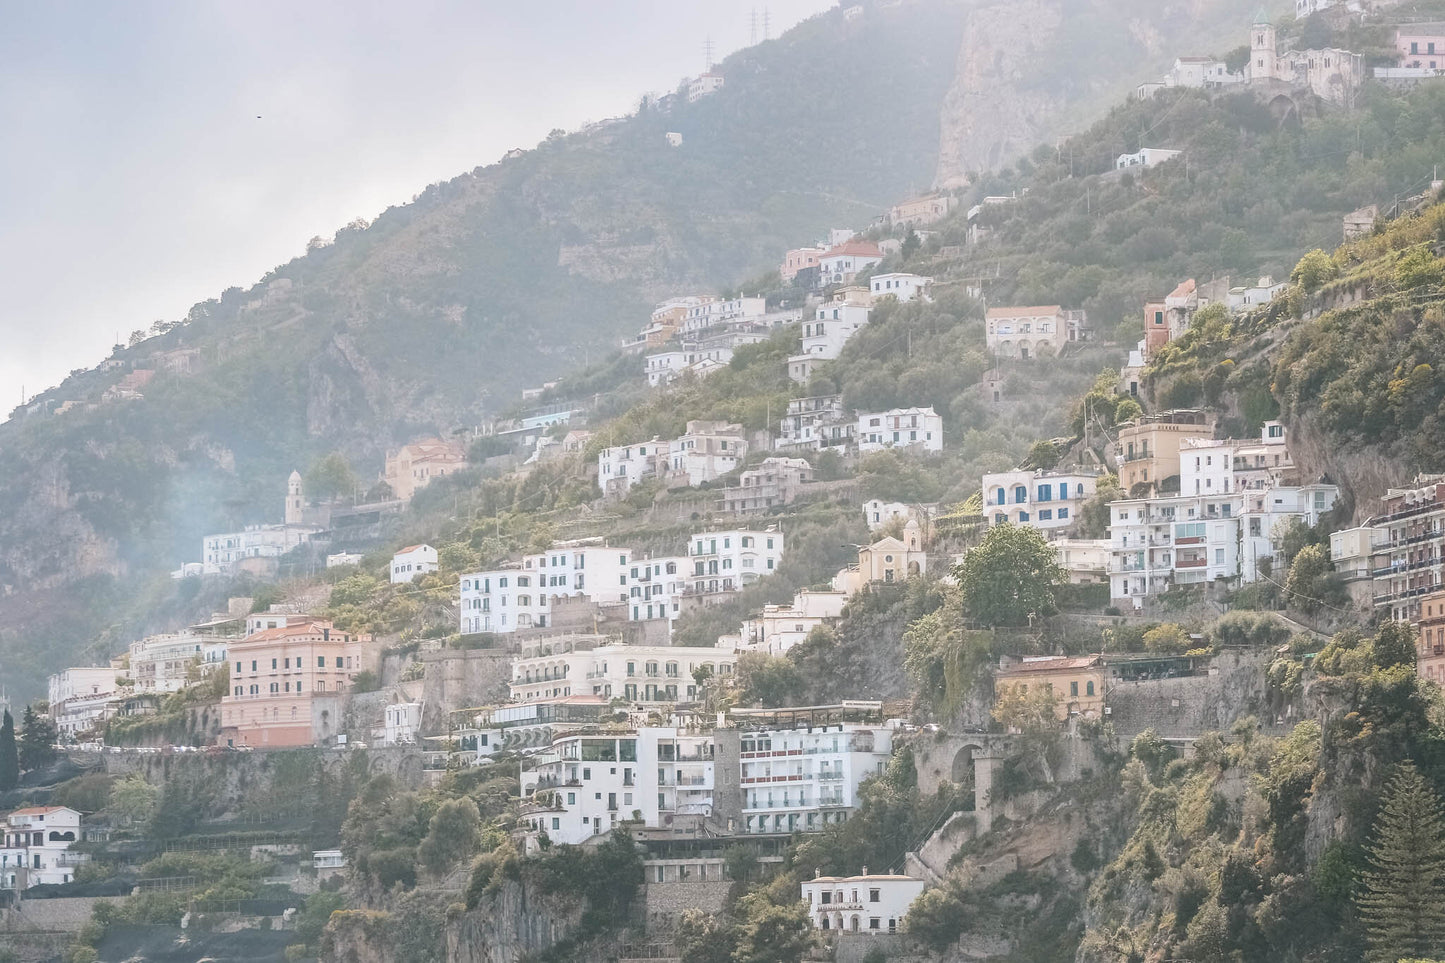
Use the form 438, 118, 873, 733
285, 470, 304, 526
1250, 9, 1277, 83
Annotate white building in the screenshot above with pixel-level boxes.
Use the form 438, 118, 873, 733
509, 642, 738, 704
383, 702, 422, 745
740, 590, 849, 656
1054, 538, 1111, 584
719, 457, 815, 516
460, 546, 633, 635
127, 633, 227, 694
735, 716, 893, 835
681, 296, 767, 334
862, 500, 936, 531
817, 241, 884, 286
789, 294, 871, 384
777, 395, 854, 451
982, 469, 1100, 530
48, 668, 119, 737
598, 438, 665, 496
869, 273, 932, 303
667, 421, 748, 486
645, 347, 734, 387
391, 544, 439, 584
1116, 147, 1182, 170
1, 808, 86, 890
1330, 524, 1378, 583
857, 407, 942, 454
200, 524, 317, 576
327, 552, 364, 568
686, 528, 785, 594
625, 555, 689, 623
1108, 482, 1339, 608
687, 72, 724, 101
522, 726, 716, 845
1165, 56, 1244, 89
984, 305, 1075, 360
802, 872, 925, 935
1227, 276, 1289, 313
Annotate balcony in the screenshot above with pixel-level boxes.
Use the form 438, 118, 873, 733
1175, 558, 1208, 569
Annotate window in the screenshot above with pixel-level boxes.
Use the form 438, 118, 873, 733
1058, 507, 1069, 519
1070, 681, 1079, 697
869, 888, 881, 902
1086, 680, 1095, 696
318, 656, 325, 668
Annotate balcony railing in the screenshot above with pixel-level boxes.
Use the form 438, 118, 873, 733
1176, 558, 1207, 569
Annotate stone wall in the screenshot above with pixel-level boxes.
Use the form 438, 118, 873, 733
1105, 649, 1286, 742
643, 880, 731, 933
0, 895, 104, 933
418, 648, 514, 731
830, 933, 929, 963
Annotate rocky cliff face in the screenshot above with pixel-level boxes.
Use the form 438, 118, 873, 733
445, 879, 589, 963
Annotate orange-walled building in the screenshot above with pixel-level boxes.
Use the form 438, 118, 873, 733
218, 619, 374, 748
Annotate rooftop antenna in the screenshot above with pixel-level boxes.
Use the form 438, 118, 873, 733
704, 36, 715, 72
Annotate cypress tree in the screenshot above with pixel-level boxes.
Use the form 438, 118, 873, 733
0, 709, 18, 791
17, 704, 57, 773
1357, 762, 1445, 963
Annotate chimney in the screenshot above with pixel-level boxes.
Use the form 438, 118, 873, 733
862, 865, 869, 876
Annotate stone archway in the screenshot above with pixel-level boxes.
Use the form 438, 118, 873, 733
951, 745, 981, 812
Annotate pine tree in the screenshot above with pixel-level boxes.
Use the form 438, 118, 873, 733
0, 710, 18, 791
17, 705, 57, 773
1357, 762, 1445, 963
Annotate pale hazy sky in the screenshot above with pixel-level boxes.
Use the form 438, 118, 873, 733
0, 0, 835, 410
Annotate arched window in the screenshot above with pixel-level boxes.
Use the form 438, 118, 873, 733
1086, 680, 1095, 696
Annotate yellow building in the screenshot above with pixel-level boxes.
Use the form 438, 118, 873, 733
384, 438, 468, 502
1115, 410, 1214, 495
832, 520, 928, 595
994, 655, 1105, 721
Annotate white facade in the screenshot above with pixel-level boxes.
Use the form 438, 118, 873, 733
667, 421, 748, 486
862, 500, 935, 531
802, 873, 924, 935
327, 552, 364, 568
789, 298, 871, 383
686, 529, 785, 594
645, 347, 734, 387
625, 555, 689, 623
383, 702, 422, 745
740, 590, 849, 656
510, 643, 737, 704
985, 306, 1071, 360
687, 72, 724, 101
48, 668, 119, 736
869, 273, 932, 302
391, 544, 438, 584
598, 439, 665, 495
681, 296, 767, 334
1227, 276, 1289, 313
128, 633, 227, 694
739, 723, 892, 835
1054, 538, 1111, 584
817, 244, 884, 286
200, 524, 317, 575
1166, 57, 1244, 89
1109, 483, 1339, 608
777, 395, 854, 450
1116, 147, 1182, 170
1, 808, 86, 890
857, 407, 942, 454
983, 470, 1099, 530
1331, 524, 1378, 582
460, 546, 633, 635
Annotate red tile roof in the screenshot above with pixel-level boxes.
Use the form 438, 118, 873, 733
8, 806, 74, 817
396, 545, 431, 555
824, 240, 883, 259
997, 655, 1102, 675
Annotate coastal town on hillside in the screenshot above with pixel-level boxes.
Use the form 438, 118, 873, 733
9, 3, 1445, 961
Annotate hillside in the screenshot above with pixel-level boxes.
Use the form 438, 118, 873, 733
0, 0, 1339, 696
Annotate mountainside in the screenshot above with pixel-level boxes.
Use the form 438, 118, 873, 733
0, 0, 1297, 695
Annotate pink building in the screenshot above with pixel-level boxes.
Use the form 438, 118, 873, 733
1396, 28, 1445, 69
218, 619, 374, 748
781, 246, 825, 281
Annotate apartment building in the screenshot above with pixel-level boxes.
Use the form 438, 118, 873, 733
509, 642, 738, 704
1115, 410, 1215, 494
740, 590, 850, 656
862, 500, 936, 531
686, 529, 785, 594
597, 438, 665, 496
1370, 476, 1445, 621
869, 273, 932, 302
47, 668, 119, 737
718, 457, 814, 515
788, 290, 872, 383
625, 555, 689, 623
856, 407, 942, 454
667, 421, 748, 487
776, 395, 854, 451
459, 546, 632, 635
452, 697, 616, 763
1, 808, 86, 889
982, 469, 1100, 530
218, 618, 372, 747
817, 240, 884, 286
127, 632, 228, 694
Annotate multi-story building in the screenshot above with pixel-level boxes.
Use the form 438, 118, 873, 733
718, 457, 814, 515
1227, 276, 1289, 313
382, 703, 422, 746
1054, 538, 1111, 584
383, 438, 467, 502
452, 697, 615, 763
985, 306, 1075, 360
390, 544, 438, 584
1395, 28, 1445, 69
680, 296, 767, 334
219, 618, 371, 747
731, 708, 894, 835
686, 529, 785, 595
597, 438, 665, 496
1331, 524, 1378, 583
687, 72, 724, 101
982, 469, 1100, 530
1369, 476, 1445, 621
1, 807, 86, 889
509, 642, 738, 704
777, 395, 854, 451
645, 346, 734, 387
459, 546, 634, 635
667, 421, 748, 487
817, 240, 884, 286
994, 655, 1106, 720
862, 500, 936, 531
802, 872, 925, 935
781, 246, 826, 281
197, 471, 322, 576
1416, 590, 1445, 685
888, 194, 955, 226
789, 291, 872, 384
868, 273, 932, 302
625, 555, 689, 623
1115, 410, 1214, 495
47, 668, 120, 737
740, 590, 849, 656
1246, 14, 1365, 107
856, 407, 942, 454
127, 633, 228, 694
1108, 483, 1338, 609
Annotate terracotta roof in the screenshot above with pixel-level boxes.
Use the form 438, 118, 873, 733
8, 806, 75, 817
985, 305, 1063, 318
809, 874, 923, 883
1168, 278, 1197, 299
823, 240, 883, 259
396, 544, 431, 555
238, 619, 334, 643
998, 655, 1102, 675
